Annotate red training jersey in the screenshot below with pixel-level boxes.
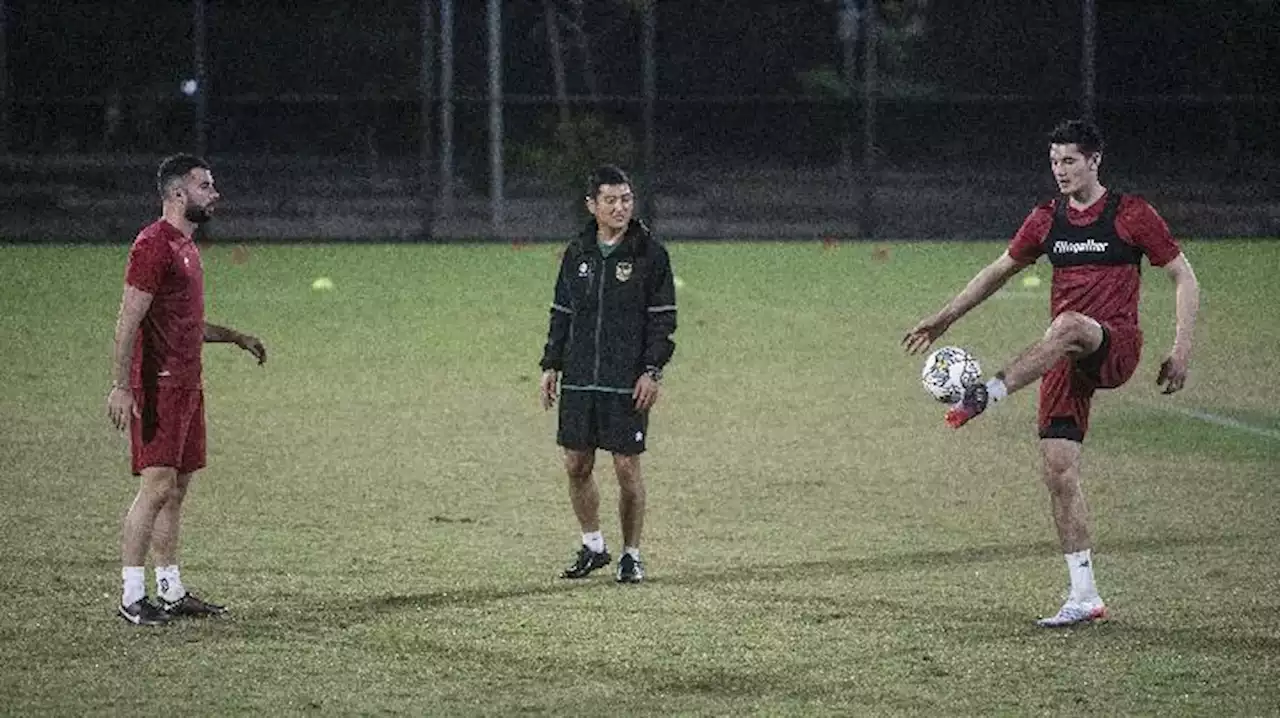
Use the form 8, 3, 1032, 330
126, 220, 205, 388
1007, 192, 1182, 326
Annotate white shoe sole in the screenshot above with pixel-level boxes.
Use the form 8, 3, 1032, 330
1037, 605, 1108, 628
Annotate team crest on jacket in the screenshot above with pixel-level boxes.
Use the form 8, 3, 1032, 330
615, 261, 633, 282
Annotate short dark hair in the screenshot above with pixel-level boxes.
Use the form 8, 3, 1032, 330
585, 165, 631, 198
1048, 119, 1104, 156
157, 153, 210, 197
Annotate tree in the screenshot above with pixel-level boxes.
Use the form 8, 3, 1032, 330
543, 0, 570, 125
518, 0, 640, 208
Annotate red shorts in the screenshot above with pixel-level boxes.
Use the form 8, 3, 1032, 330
1038, 322, 1142, 442
131, 386, 206, 476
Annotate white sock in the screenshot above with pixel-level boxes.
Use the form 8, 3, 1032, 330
122, 566, 146, 607
582, 531, 605, 554
624, 546, 641, 561
986, 376, 1008, 403
156, 564, 186, 602
1065, 549, 1099, 602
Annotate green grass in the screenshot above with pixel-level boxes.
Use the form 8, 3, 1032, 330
1, 238, 1278, 716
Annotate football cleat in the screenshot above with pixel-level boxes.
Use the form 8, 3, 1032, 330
945, 383, 989, 428
561, 545, 612, 579
1037, 598, 1108, 628
615, 553, 645, 584
160, 592, 227, 617
118, 597, 172, 626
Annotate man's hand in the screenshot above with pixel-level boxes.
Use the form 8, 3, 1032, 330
633, 373, 661, 411
902, 313, 952, 355
106, 386, 138, 431
540, 369, 559, 410
1156, 348, 1190, 394
237, 334, 267, 365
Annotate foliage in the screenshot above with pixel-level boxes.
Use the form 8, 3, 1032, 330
802, 0, 939, 99
511, 112, 637, 214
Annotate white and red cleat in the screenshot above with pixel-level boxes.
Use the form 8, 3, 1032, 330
1037, 598, 1109, 628
945, 384, 989, 428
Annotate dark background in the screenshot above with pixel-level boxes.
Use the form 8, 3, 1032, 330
2, 0, 1279, 239
12, 1, 1280, 97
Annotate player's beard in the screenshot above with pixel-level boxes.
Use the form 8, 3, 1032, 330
184, 201, 214, 224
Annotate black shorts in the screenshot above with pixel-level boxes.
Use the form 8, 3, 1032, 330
557, 389, 649, 455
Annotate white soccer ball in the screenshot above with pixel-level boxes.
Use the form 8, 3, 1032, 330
921, 346, 982, 403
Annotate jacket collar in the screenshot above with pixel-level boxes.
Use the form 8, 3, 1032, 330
575, 219, 650, 257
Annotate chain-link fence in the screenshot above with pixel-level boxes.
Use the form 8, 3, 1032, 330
3, 0, 1278, 241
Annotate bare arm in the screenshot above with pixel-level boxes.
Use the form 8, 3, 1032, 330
903, 251, 1030, 354
1155, 253, 1199, 394
112, 286, 154, 388
938, 251, 1028, 325
206, 322, 268, 364
106, 285, 154, 430
203, 323, 242, 343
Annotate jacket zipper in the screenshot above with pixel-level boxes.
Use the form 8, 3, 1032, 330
592, 255, 605, 385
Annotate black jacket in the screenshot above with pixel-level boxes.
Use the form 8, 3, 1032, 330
540, 219, 677, 392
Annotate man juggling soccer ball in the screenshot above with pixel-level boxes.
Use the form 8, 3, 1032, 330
904, 119, 1200, 627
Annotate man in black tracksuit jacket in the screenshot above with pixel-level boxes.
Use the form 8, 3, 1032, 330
539, 165, 677, 584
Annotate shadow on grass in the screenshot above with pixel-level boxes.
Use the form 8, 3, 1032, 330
321, 542, 1047, 622
370, 634, 943, 713
206, 530, 1276, 667
358, 580, 593, 611
318, 530, 1266, 619
165, 582, 601, 644
1091, 622, 1280, 656
657, 530, 1267, 589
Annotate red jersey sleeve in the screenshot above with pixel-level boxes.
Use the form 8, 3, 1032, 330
125, 231, 171, 294
1117, 195, 1182, 267
1007, 202, 1054, 263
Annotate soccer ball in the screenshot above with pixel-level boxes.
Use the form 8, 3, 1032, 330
921, 346, 982, 403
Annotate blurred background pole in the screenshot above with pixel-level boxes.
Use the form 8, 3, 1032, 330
1081, 0, 1096, 122
193, 0, 208, 157
838, 0, 858, 180
439, 0, 455, 216
859, 0, 878, 239
418, 0, 436, 240
641, 0, 656, 227
0, 0, 9, 153
487, 0, 504, 232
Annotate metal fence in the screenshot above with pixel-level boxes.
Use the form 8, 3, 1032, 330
2, 0, 1278, 241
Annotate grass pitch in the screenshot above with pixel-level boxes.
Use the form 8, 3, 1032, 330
0, 238, 1277, 716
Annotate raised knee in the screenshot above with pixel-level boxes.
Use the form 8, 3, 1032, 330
1048, 312, 1094, 343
